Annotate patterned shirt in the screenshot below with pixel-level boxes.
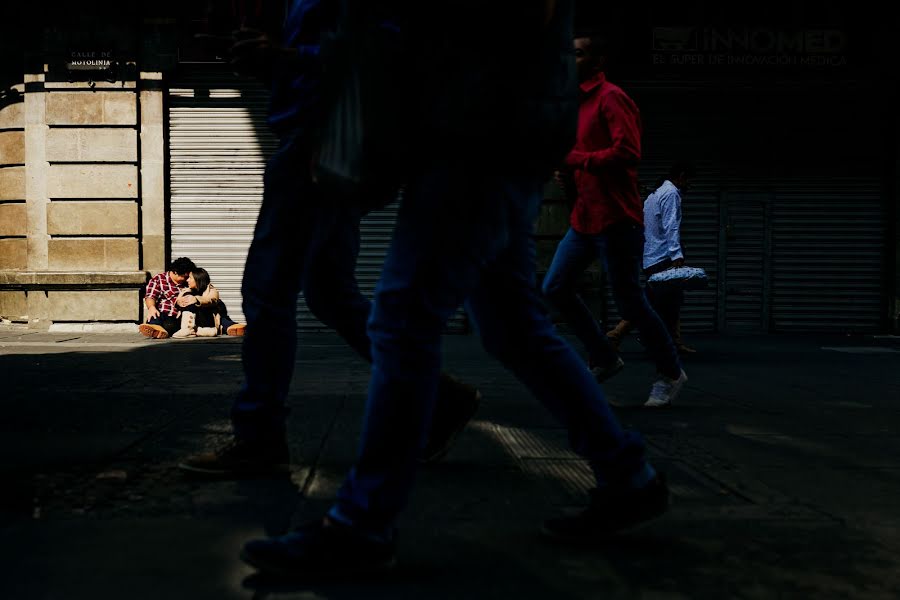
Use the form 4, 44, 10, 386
144, 272, 184, 317
642, 180, 684, 270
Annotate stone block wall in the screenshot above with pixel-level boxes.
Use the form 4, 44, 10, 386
0, 63, 165, 328
0, 88, 26, 274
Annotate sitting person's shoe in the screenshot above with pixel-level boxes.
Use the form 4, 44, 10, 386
138, 323, 169, 339
645, 370, 688, 408
542, 474, 669, 543
196, 326, 218, 337
172, 312, 197, 339
241, 517, 397, 578
420, 373, 482, 464
226, 323, 247, 337
590, 356, 625, 383
178, 437, 289, 477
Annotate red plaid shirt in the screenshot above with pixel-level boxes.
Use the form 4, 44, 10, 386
144, 272, 185, 317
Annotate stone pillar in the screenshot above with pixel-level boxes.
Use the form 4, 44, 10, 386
24, 71, 48, 270
139, 71, 166, 277
0, 84, 26, 274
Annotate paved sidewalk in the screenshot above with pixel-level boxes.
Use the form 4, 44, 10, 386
1, 327, 899, 599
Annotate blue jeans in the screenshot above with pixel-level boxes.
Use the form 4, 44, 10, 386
232, 134, 373, 442
332, 165, 648, 532
147, 314, 180, 337
644, 260, 684, 341
180, 304, 237, 331
541, 224, 682, 379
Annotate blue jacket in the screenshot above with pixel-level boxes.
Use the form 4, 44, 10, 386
267, 0, 336, 135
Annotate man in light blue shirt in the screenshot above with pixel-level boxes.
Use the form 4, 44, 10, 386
608, 163, 696, 357
644, 176, 686, 272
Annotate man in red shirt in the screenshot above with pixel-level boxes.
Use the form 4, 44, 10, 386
541, 32, 687, 408
139, 257, 196, 339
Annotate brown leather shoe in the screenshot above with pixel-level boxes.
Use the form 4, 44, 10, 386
179, 437, 289, 477
226, 323, 247, 337
139, 324, 169, 339
606, 320, 632, 353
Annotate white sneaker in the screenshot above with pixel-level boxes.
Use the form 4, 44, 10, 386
645, 370, 688, 407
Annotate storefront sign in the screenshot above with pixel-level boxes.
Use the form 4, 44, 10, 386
66, 50, 114, 71
651, 27, 849, 68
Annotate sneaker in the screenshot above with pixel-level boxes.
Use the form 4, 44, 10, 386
645, 370, 688, 408
590, 357, 625, 383
139, 324, 169, 339
226, 323, 247, 337
542, 474, 669, 543
178, 437, 289, 477
240, 517, 397, 578
420, 373, 482, 464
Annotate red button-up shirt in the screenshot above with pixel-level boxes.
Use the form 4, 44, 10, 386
565, 72, 643, 234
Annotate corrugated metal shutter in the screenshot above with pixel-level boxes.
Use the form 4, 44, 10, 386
721, 194, 768, 332
676, 181, 720, 332
168, 66, 467, 333
771, 179, 885, 333
169, 67, 275, 325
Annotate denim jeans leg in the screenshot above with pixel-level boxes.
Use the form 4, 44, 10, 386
233, 134, 368, 442
219, 313, 236, 331
467, 199, 647, 486
332, 166, 527, 532
148, 315, 180, 337
541, 228, 618, 366
646, 283, 682, 341
302, 202, 374, 363
604, 223, 681, 379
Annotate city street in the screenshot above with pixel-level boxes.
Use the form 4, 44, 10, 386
2, 327, 899, 599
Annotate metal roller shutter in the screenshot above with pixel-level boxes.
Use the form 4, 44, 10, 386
168, 66, 467, 333
771, 179, 885, 333
169, 67, 275, 325
720, 193, 768, 332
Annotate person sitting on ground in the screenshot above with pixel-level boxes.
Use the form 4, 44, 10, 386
139, 257, 196, 339
172, 267, 247, 338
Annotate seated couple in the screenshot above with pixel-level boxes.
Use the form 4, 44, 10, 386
139, 257, 246, 340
